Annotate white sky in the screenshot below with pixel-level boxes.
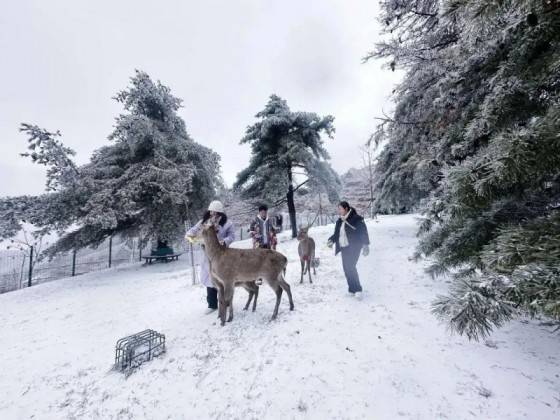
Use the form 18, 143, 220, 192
0, 0, 401, 197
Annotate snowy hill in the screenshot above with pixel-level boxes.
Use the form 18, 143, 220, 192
0, 215, 558, 420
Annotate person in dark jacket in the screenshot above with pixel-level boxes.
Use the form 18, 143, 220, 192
327, 201, 370, 298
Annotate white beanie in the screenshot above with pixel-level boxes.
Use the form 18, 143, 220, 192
208, 200, 225, 213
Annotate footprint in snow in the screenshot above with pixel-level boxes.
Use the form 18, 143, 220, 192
484, 340, 499, 349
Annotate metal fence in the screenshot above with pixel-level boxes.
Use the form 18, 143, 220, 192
0, 236, 203, 294
0, 212, 338, 295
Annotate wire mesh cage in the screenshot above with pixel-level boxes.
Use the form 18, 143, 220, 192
115, 329, 166, 373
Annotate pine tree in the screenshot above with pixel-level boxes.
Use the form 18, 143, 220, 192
234, 95, 340, 237
0, 70, 220, 256
368, 0, 560, 338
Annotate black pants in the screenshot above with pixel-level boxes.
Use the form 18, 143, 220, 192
207, 287, 218, 309
341, 246, 363, 293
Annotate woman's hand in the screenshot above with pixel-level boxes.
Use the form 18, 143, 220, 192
362, 245, 369, 257
327, 239, 334, 249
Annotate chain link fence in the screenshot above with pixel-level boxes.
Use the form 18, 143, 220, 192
0, 212, 338, 294
0, 236, 203, 294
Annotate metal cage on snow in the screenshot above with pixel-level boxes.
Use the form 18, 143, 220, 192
114, 329, 166, 373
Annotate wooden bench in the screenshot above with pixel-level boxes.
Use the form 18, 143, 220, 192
142, 253, 182, 265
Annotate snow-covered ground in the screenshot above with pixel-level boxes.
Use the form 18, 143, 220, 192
0, 215, 558, 420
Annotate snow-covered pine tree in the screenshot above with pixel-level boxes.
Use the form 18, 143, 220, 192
234, 95, 341, 238
0, 70, 221, 256
368, 0, 560, 338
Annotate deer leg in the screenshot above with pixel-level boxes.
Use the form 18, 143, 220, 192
271, 285, 283, 321
211, 276, 223, 319
213, 281, 225, 320
300, 260, 304, 283
243, 292, 253, 311
218, 286, 227, 326
308, 260, 313, 283
243, 288, 253, 311
278, 274, 295, 311
224, 283, 234, 323
313, 255, 317, 275
228, 302, 234, 322
242, 282, 257, 311
252, 285, 259, 312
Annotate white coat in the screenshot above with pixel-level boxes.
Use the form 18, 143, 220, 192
186, 220, 235, 287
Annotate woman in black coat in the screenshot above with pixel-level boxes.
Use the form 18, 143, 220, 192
328, 201, 370, 297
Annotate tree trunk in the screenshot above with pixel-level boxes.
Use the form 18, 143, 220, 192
318, 192, 323, 225
287, 168, 298, 238
287, 186, 297, 238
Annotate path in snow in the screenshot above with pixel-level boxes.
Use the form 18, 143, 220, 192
0, 215, 558, 420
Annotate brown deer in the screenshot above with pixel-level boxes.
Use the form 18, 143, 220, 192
201, 222, 294, 325
297, 227, 316, 283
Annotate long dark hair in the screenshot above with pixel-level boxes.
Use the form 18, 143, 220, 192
202, 210, 227, 226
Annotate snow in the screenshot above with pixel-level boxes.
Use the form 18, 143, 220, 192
0, 215, 558, 420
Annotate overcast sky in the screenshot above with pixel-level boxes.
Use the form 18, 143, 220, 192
0, 0, 401, 197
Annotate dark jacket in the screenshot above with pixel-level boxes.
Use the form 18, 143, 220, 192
328, 208, 370, 255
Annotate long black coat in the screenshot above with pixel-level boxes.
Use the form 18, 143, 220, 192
328, 208, 370, 255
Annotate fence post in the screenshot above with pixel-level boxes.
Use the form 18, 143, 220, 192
108, 236, 113, 268
27, 245, 33, 288
19, 254, 26, 290
190, 242, 196, 285
72, 249, 77, 276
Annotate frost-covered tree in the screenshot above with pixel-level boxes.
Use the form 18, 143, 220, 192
360, 137, 378, 218
215, 186, 256, 228
0, 70, 220, 256
368, 0, 560, 338
234, 95, 340, 238
339, 167, 372, 217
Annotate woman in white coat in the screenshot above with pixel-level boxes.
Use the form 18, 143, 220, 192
186, 200, 235, 313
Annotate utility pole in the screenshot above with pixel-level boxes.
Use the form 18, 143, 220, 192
108, 236, 113, 268
27, 245, 33, 288
318, 192, 323, 226
72, 249, 77, 276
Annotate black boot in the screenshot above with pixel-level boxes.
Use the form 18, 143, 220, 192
206, 287, 218, 309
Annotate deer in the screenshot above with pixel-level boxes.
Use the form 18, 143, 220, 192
201, 221, 294, 326
198, 236, 259, 312
297, 226, 316, 283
